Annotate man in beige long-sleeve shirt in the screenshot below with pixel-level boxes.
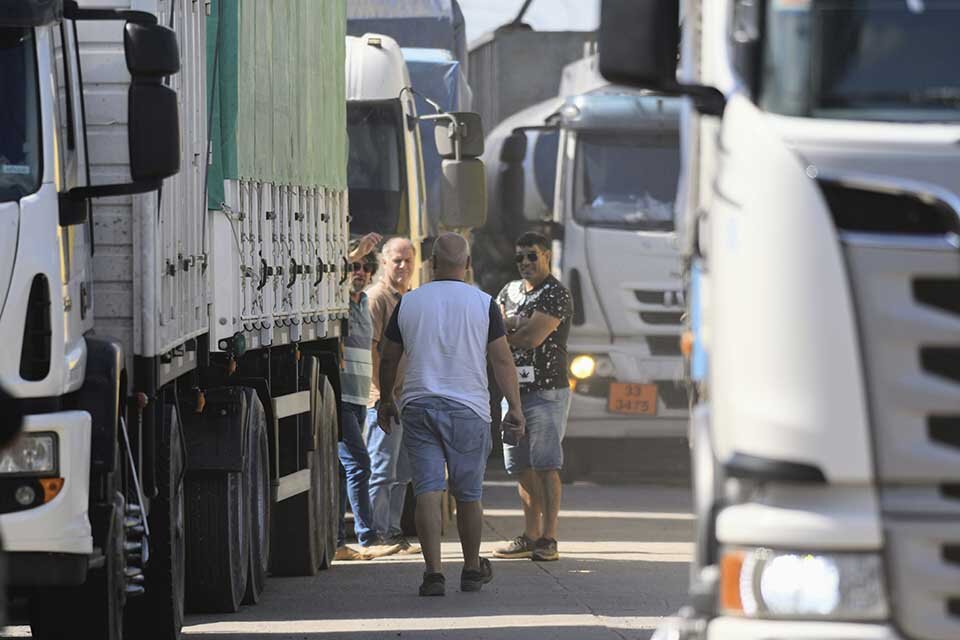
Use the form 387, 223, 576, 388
365, 237, 420, 554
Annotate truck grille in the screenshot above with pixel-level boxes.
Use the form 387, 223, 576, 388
839, 185, 960, 640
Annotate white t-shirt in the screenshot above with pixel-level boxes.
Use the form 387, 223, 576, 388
384, 280, 506, 422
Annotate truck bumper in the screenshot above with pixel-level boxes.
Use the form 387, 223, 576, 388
566, 344, 687, 439
707, 618, 901, 640
0, 411, 93, 557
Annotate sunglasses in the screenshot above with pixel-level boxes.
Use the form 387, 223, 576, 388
351, 262, 375, 274
514, 251, 540, 264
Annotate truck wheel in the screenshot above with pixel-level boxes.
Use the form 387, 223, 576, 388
314, 376, 339, 570
242, 389, 271, 604
184, 470, 249, 612
560, 442, 589, 484
30, 492, 126, 640
125, 404, 186, 639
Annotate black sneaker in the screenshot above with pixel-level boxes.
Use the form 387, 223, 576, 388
419, 572, 445, 596
531, 537, 559, 561
460, 557, 493, 592
492, 534, 534, 559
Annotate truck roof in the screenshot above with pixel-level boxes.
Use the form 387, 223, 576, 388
347, 0, 467, 68
555, 90, 683, 132
346, 33, 411, 102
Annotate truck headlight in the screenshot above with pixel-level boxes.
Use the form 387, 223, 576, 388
569, 354, 615, 379
721, 548, 888, 620
0, 432, 58, 476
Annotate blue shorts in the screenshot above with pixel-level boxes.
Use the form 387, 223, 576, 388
503, 388, 571, 475
401, 397, 492, 503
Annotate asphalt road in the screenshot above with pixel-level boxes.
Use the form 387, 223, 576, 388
181, 477, 694, 640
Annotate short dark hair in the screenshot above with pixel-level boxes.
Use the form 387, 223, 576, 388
515, 231, 550, 252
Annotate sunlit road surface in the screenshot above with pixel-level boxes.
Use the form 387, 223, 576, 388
183, 477, 693, 640
1, 473, 693, 640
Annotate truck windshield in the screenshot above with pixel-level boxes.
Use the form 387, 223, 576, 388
347, 100, 407, 236
573, 132, 678, 231
0, 27, 41, 203
761, 0, 960, 122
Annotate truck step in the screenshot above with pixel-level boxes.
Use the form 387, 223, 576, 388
274, 469, 311, 502
272, 391, 311, 419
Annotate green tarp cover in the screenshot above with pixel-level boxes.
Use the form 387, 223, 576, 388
208, 0, 347, 208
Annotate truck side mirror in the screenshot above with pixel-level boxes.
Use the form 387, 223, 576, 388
440, 159, 486, 228
433, 112, 484, 159
598, 0, 725, 115
129, 83, 180, 182
598, 0, 680, 90
499, 132, 527, 220
124, 22, 180, 76
125, 22, 180, 182
500, 131, 527, 163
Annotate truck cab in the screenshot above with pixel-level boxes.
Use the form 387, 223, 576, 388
345, 33, 429, 284
552, 90, 687, 444
600, 1, 960, 639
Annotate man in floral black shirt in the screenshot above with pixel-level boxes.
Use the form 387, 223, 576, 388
493, 232, 573, 562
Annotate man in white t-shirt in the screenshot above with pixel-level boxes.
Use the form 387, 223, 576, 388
377, 233, 525, 597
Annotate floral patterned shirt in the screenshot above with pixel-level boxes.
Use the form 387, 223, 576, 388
497, 275, 573, 392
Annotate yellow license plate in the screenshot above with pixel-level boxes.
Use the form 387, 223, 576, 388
607, 383, 658, 415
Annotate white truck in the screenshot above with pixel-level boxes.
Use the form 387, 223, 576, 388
346, 32, 486, 286
600, 1, 960, 639
0, 1, 351, 638
483, 58, 688, 478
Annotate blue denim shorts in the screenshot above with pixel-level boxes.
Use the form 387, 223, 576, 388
401, 397, 492, 502
503, 387, 571, 475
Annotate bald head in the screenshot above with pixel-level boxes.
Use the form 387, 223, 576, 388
431, 232, 470, 278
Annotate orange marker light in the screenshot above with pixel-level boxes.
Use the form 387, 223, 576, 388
680, 331, 695, 358
720, 550, 746, 613
40, 478, 64, 503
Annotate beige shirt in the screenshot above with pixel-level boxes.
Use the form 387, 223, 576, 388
366, 279, 406, 407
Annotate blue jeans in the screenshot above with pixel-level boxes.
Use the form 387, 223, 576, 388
503, 388, 571, 474
338, 403, 377, 547
402, 397, 492, 502
365, 406, 411, 539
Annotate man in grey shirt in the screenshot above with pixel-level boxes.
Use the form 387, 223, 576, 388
378, 233, 525, 596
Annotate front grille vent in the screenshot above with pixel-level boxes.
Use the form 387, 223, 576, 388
930, 416, 960, 450
19, 275, 51, 382
920, 347, 960, 384
820, 181, 960, 235
647, 335, 682, 356
914, 279, 960, 316
640, 311, 684, 325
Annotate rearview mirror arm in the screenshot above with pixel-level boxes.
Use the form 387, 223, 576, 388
64, 0, 158, 25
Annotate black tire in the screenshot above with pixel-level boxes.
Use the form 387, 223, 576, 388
31, 492, 126, 640
560, 441, 588, 484
125, 404, 186, 640
184, 470, 248, 613
314, 376, 339, 570
242, 389, 270, 604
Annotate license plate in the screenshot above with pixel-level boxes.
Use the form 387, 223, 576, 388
607, 383, 658, 415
